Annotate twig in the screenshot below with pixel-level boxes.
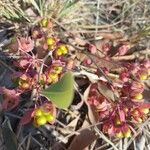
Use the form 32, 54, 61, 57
38, 51, 52, 82
125, 117, 150, 150
112, 49, 150, 61
94, 126, 119, 150
26, 134, 31, 150
0, 59, 15, 73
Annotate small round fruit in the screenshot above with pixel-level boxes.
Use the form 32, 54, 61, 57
36, 116, 47, 126
46, 37, 55, 46
139, 73, 148, 80
41, 18, 48, 27
141, 108, 149, 114
45, 114, 54, 122
34, 109, 43, 117
22, 83, 30, 89
134, 117, 143, 123
48, 73, 58, 81
115, 131, 123, 138
53, 66, 63, 74
56, 48, 63, 56
59, 45, 68, 54
123, 129, 131, 138
133, 93, 143, 100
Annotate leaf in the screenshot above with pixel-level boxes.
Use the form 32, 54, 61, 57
98, 83, 115, 101
41, 72, 74, 109
2, 120, 18, 150
20, 109, 34, 125
68, 129, 97, 150
58, 0, 79, 18
83, 85, 99, 124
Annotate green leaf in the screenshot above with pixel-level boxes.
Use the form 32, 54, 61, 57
41, 72, 74, 109
2, 120, 18, 150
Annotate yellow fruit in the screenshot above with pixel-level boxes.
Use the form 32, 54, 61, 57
34, 109, 44, 117
36, 116, 47, 126
115, 131, 123, 138
22, 82, 30, 89
47, 76, 52, 83
141, 108, 149, 114
134, 117, 143, 123
19, 79, 29, 89
139, 73, 148, 80
41, 18, 48, 27
59, 45, 68, 54
45, 113, 54, 122
53, 66, 63, 74
56, 48, 63, 56
46, 37, 55, 46
48, 73, 58, 81
48, 45, 55, 50
133, 93, 143, 100
123, 129, 131, 138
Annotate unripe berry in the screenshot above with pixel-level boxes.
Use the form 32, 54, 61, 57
115, 131, 123, 138
133, 116, 143, 123
41, 18, 48, 27
53, 66, 63, 74
21, 82, 30, 89
123, 129, 131, 138
36, 116, 47, 126
47, 76, 52, 83
34, 109, 43, 117
56, 48, 63, 56
141, 108, 149, 114
59, 44, 68, 54
133, 93, 143, 100
139, 72, 148, 80
45, 113, 54, 122
48, 73, 58, 83
46, 37, 55, 46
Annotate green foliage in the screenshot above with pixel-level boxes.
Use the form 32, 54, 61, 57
41, 72, 74, 109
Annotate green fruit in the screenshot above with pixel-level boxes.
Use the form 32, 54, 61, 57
36, 116, 47, 126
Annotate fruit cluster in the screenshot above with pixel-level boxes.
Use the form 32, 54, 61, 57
1, 18, 72, 126
103, 117, 131, 138
87, 61, 150, 138
33, 107, 55, 127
